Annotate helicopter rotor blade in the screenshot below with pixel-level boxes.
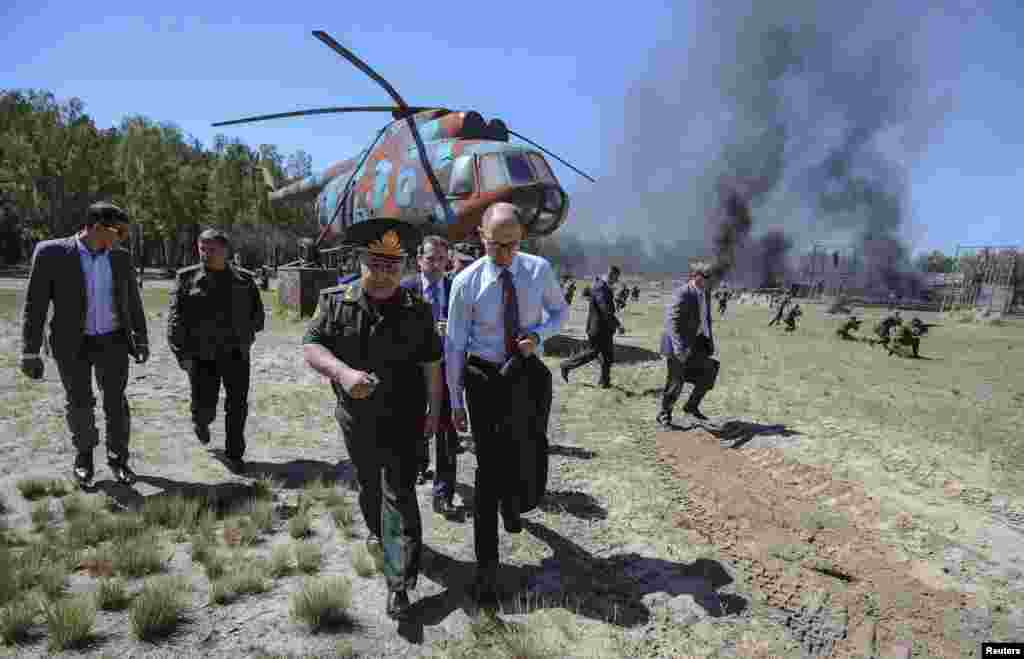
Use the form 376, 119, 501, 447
311, 30, 454, 233
508, 130, 596, 183
312, 31, 411, 110
212, 106, 432, 127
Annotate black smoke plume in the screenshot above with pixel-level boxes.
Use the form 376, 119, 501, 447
557, 0, 970, 290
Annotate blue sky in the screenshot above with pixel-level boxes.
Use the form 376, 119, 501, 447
4, 1, 1022, 257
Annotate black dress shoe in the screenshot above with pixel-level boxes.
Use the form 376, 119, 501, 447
386, 590, 412, 620
683, 406, 709, 421
433, 496, 457, 518
503, 513, 523, 534
560, 365, 570, 383
224, 455, 246, 475
193, 424, 210, 445
598, 381, 611, 389
472, 576, 500, 612
73, 452, 94, 487
107, 457, 136, 486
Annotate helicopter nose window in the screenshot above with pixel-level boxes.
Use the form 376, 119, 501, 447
448, 155, 475, 196
505, 153, 535, 185
479, 153, 507, 192
527, 153, 557, 184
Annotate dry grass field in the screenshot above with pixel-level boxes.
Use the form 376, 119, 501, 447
0, 277, 1022, 658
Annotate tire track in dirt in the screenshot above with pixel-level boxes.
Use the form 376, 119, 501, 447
655, 427, 974, 658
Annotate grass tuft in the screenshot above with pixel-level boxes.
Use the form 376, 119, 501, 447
251, 476, 276, 501
142, 493, 202, 530
350, 543, 377, 578
42, 595, 96, 651
129, 576, 187, 641
223, 516, 259, 546
47, 479, 71, 499
294, 542, 323, 574
16, 478, 51, 501
289, 576, 354, 633
112, 533, 167, 578
0, 596, 37, 645
30, 501, 53, 532
209, 561, 270, 606
95, 579, 132, 611
287, 509, 313, 539
268, 544, 294, 578
249, 499, 275, 534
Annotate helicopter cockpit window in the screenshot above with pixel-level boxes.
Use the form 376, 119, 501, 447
527, 153, 557, 184
479, 153, 507, 192
505, 153, 535, 185
448, 155, 475, 196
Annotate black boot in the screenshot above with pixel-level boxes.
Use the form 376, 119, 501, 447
73, 451, 94, 487
107, 454, 136, 485
386, 590, 412, 619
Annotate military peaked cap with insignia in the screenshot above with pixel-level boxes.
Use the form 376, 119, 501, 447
343, 219, 421, 260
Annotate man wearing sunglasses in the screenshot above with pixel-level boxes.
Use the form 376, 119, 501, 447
445, 202, 568, 611
20, 201, 149, 487
303, 224, 443, 622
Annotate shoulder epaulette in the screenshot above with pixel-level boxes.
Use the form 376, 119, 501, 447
176, 264, 202, 275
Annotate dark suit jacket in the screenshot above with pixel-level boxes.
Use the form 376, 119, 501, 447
400, 273, 453, 321
586, 277, 620, 338
660, 283, 714, 358
21, 237, 148, 361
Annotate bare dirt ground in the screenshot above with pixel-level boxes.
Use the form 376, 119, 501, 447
1, 276, 1022, 658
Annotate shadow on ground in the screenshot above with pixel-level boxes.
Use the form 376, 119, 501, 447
399, 520, 745, 640
96, 456, 358, 511
544, 335, 661, 365
547, 444, 597, 460
705, 420, 801, 449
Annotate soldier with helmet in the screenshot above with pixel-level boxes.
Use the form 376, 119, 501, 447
302, 223, 443, 621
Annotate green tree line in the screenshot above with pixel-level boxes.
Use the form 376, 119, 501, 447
0, 88, 319, 268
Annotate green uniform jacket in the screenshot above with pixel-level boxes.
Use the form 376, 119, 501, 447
302, 282, 442, 432
166, 263, 265, 362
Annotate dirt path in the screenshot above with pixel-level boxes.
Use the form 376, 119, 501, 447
654, 424, 1024, 658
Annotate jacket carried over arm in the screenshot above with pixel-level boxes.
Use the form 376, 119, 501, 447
21, 238, 148, 360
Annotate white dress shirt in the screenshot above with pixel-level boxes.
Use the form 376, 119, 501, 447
444, 252, 568, 409
76, 236, 119, 336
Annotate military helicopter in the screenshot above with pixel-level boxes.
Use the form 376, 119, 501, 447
213, 30, 595, 256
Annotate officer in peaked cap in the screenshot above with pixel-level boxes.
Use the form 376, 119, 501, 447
302, 223, 443, 622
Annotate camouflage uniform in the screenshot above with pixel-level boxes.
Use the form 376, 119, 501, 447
302, 281, 441, 592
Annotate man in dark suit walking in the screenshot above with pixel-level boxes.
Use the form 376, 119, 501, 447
20, 202, 150, 486
560, 265, 621, 388
657, 265, 718, 426
401, 235, 460, 517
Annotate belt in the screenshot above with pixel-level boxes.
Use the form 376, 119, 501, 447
84, 329, 125, 341
467, 353, 503, 368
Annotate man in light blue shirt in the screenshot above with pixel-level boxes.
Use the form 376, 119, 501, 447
444, 202, 567, 610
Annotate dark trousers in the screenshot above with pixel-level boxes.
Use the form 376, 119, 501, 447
561, 331, 614, 385
189, 347, 251, 459
342, 422, 422, 592
659, 335, 715, 419
463, 356, 536, 570
55, 331, 132, 460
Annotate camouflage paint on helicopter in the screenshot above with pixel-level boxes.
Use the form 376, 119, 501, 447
268, 108, 571, 247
